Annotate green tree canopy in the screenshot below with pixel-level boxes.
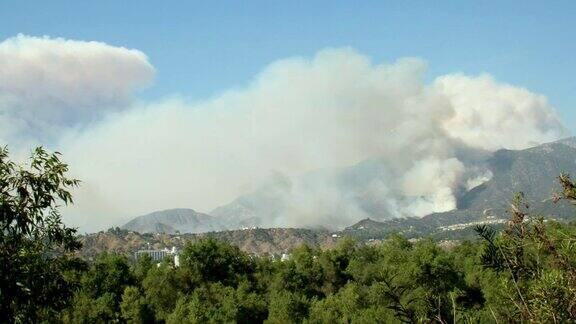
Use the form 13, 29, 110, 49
0, 147, 82, 322
180, 237, 254, 287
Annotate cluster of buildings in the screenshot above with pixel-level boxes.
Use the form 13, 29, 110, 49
436, 216, 507, 232
134, 243, 302, 266
134, 246, 180, 267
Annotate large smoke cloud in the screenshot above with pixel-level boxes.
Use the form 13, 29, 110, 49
435, 74, 564, 151
0, 36, 567, 231
0, 35, 154, 146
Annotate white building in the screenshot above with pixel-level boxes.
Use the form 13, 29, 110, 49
135, 246, 180, 266
134, 249, 168, 261
173, 253, 180, 267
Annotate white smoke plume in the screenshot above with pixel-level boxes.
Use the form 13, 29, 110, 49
435, 74, 565, 151
0, 36, 567, 231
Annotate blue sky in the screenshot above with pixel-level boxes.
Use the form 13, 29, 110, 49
1, 0, 575, 130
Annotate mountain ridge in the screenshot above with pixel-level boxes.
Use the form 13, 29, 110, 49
121, 137, 576, 235
121, 208, 226, 234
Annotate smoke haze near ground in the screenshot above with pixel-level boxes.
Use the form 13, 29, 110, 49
0, 35, 567, 231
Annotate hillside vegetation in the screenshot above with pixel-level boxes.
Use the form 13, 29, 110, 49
79, 228, 337, 259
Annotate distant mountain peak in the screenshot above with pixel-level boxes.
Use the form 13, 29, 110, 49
345, 218, 386, 230
122, 137, 576, 235
122, 208, 226, 234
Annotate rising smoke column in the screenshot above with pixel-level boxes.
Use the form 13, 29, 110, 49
0, 35, 566, 230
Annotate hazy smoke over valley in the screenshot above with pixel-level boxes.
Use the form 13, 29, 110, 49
0, 35, 568, 231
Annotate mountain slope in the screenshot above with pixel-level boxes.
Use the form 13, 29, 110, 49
441, 137, 576, 221
122, 137, 576, 235
121, 208, 226, 234
345, 137, 576, 238
80, 227, 337, 258
459, 137, 576, 210
212, 138, 576, 230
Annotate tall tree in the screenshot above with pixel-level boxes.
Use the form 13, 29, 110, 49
180, 237, 254, 287
0, 147, 82, 322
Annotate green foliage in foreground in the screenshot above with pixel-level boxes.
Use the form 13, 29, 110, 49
58, 219, 575, 324
2, 147, 576, 323
0, 147, 82, 323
